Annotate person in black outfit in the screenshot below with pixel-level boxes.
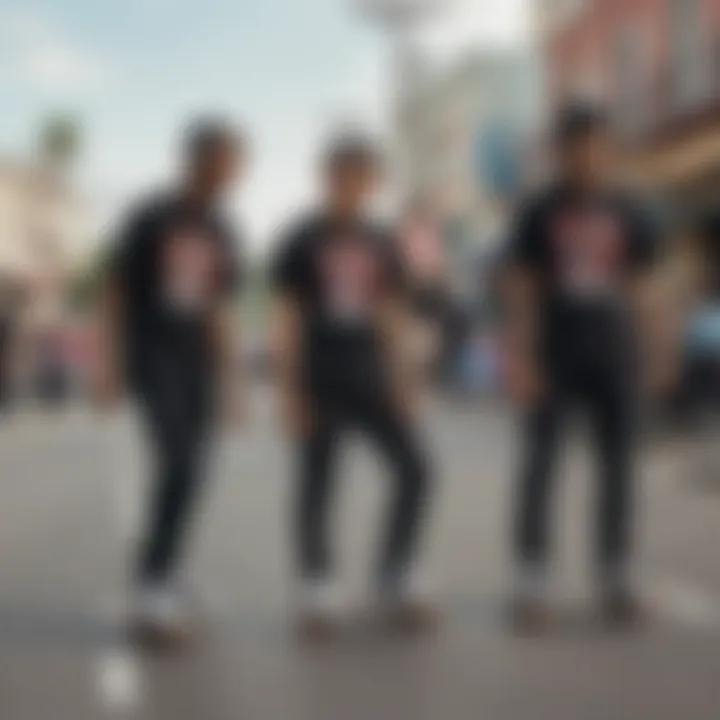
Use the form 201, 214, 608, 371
270, 134, 435, 636
96, 119, 246, 641
0, 279, 21, 411
504, 103, 663, 630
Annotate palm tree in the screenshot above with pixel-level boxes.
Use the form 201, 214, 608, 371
38, 114, 82, 179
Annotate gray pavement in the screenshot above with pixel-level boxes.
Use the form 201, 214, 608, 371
1, 390, 720, 719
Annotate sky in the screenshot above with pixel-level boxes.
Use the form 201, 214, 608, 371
0, 0, 529, 250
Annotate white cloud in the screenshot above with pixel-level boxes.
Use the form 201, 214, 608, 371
0, 8, 114, 98
418, 0, 530, 62
332, 51, 389, 133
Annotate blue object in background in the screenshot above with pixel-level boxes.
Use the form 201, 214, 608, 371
475, 119, 522, 202
685, 303, 720, 357
457, 334, 500, 392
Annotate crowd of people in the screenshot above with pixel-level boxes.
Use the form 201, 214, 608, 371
92, 101, 684, 649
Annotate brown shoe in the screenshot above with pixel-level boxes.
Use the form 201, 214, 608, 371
128, 614, 199, 653
508, 595, 550, 636
294, 579, 345, 644
376, 570, 441, 636
127, 584, 202, 653
295, 612, 341, 643
601, 592, 647, 629
382, 597, 441, 636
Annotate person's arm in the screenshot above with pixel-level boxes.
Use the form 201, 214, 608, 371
212, 226, 246, 424
211, 301, 244, 423
268, 231, 311, 437
627, 203, 674, 396
92, 208, 144, 409
380, 296, 417, 413
378, 240, 420, 416
270, 291, 309, 434
93, 266, 125, 409
633, 273, 677, 396
501, 200, 544, 406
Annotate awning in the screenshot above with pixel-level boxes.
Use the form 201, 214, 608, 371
629, 124, 720, 189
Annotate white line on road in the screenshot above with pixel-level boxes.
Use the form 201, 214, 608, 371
96, 648, 143, 714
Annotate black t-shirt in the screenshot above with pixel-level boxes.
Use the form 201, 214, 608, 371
270, 213, 404, 395
108, 193, 242, 373
509, 185, 659, 365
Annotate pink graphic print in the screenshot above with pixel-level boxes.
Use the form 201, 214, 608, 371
319, 236, 382, 321
161, 228, 219, 311
551, 209, 624, 296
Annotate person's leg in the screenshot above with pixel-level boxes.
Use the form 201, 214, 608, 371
589, 373, 637, 597
0, 320, 7, 408
136, 365, 211, 585
295, 411, 340, 580
513, 394, 564, 582
357, 399, 431, 586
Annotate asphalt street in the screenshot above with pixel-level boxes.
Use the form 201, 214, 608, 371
1, 388, 719, 719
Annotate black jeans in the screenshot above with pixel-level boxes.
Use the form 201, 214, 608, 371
296, 385, 431, 584
514, 353, 637, 581
0, 320, 10, 409
132, 346, 213, 584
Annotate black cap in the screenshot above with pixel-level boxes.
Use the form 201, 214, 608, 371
322, 131, 382, 171
183, 117, 245, 164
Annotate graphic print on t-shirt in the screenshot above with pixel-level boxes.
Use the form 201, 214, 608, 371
161, 227, 220, 313
318, 235, 382, 322
551, 207, 624, 297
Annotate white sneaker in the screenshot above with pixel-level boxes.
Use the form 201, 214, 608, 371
512, 562, 549, 604
376, 569, 440, 632
129, 582, 194, 642
379, 567, 433, 603
294, 578, 345, 639
600, 563, 634, 599
297, 578, 346, 617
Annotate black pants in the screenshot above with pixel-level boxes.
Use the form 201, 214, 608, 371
296, 386, 430, 584
514, 355, 637, 580
0, 320, 10, 409
133, 348, 213, 583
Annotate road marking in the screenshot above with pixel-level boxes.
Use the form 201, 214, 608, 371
647, 576, 720, 629
96, 648, 142, 714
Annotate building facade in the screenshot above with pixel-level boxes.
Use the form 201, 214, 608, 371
0, 161, 87, 282
542, 0, 720, 210
0, 157, 89, 339
397, 51, 539, 244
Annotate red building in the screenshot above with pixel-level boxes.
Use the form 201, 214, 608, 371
543, 0, 720, 213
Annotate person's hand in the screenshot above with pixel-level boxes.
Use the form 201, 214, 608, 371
92, 358, 121, 412
394, 382, 422, 421
280, 391, 313, 438
644, 357, 678, 400
220, 381, 247, 428
505, 355, 544, 407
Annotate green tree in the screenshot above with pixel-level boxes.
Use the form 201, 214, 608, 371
39, 114, 82, 166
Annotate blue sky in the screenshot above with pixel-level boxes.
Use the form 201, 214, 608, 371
0, 0, 527, 247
